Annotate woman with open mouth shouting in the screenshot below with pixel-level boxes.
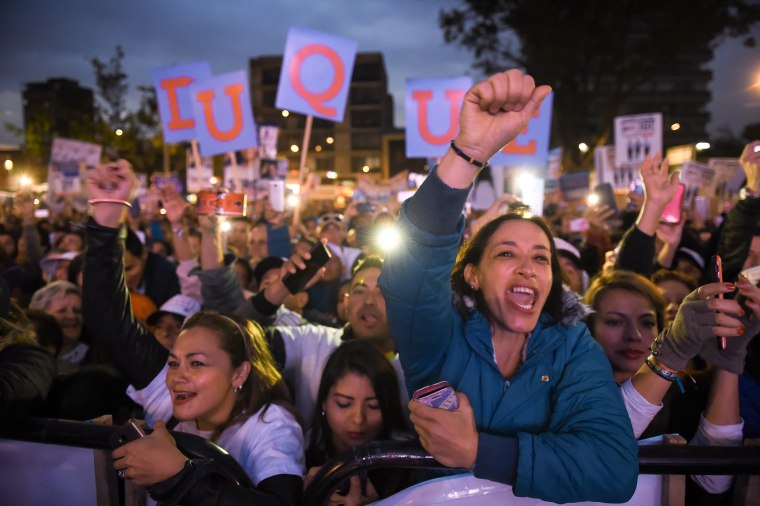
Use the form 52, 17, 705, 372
377, 69, 639, 503
82, 159, 304, 506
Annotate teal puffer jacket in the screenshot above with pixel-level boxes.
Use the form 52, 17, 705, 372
379, 207, 638, 504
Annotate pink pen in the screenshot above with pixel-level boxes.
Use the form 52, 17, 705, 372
712, 255, 726, 350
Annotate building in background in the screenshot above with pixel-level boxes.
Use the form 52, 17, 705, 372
21, 78, 95, 181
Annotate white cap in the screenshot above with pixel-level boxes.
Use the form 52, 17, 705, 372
157, 295, 201, 319
554, 237, 581, 263
40, 250, 80, 273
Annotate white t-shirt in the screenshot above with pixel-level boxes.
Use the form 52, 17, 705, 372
127, 365, 305, 485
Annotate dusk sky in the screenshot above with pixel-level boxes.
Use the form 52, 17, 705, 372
2, 0, 759, 146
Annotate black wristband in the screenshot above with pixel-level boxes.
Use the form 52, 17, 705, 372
450, 140, 489, 170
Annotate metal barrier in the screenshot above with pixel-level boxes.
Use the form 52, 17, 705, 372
2, 418, 760, 506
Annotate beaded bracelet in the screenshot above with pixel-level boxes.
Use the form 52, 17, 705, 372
88, 198, 132, 208
450, 140, 489, 170
646, 355, 685, 394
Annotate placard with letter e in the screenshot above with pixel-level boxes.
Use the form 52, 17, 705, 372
275, 26, 357, 122
490, 92, 554, 169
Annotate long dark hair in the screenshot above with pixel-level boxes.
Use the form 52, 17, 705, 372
179, 312, 299, 441
306, 340, 405, 466
451, 212, 565, 324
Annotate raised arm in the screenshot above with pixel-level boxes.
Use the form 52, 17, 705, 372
615, 154, 680, 276
82, 160, 167, 388
717, 141, 760, 282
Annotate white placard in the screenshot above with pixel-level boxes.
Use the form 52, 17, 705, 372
614, 113, 662, 168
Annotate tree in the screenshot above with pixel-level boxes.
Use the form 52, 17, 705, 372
439, 0, 760, 172
90, 47, 183, 172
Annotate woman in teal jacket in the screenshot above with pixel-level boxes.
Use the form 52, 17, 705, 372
378, 69, 638, 503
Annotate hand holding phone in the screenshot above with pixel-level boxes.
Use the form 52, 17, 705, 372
711, 255, 726, 351
661, 184, 685, 224
413, 381, 459, 411
109, 419, 147, 449
281, 241, 332, 294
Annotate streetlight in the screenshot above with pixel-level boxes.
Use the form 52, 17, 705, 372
326, 137, 334, 145
281, 110, 290, 117
671, 123, 681, 131
578, 143, 589, 153
290, 144, 299, 153
362, 165, 370, 173
115, 128, 123, 136
4, 160, 13, 171
695, 142, 710, 151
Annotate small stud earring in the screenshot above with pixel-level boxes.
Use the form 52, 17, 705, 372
233, 385, 242, 393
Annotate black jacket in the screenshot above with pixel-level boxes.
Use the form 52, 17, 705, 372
82, 218, 301, 506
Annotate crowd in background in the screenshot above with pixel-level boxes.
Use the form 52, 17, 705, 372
1, 72, 760, 505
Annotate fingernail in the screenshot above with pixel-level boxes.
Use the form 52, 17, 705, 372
740, 308, 746, 316
738, 325, 745, 335
726, 283, 736, 291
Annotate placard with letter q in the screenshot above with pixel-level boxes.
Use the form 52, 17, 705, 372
490, 92, 553, 169
276, 26, 357, 122
152, 62, 212, 143
405, 77, 473, 158
189, 70, 258, 157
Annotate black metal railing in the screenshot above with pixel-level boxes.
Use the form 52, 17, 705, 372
2, 418, 759, 506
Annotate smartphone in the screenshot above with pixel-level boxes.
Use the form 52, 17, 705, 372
661, 184, 685, 224
413, 381, 459, 411
357, 202, 376, 214
568, 217, 590, 233
711, 255, 726, 351
281, 241, 332, 294
109, 419, 147, 449
34, 209, 50, 219
269, 180, 285, 212
592, 183, 618, 212
196, 191, 247, 216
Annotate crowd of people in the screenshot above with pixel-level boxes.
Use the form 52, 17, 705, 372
1, 69, 759, 505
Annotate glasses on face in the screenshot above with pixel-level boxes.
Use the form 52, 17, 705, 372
318, 213, 344, 227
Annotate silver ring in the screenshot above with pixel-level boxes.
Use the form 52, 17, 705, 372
117, 469, 126, 479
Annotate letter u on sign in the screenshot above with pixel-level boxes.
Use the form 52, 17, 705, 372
189, 70, 258, 157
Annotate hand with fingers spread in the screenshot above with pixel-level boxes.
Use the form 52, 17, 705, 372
159, 186, 189, 227
409, 391, 478, 469
654, 282, 745, 371
640, 153, 679, 207
583, 204, 615, 231
698, 274, 760, 374
112, 420, 187, 487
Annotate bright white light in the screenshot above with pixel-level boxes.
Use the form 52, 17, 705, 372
326, 137, 334, 145
286, 194, 300, 208
159, 208, 167, 215
4, 160, 13, 170
326, 171, 338, 179
34, 199, 40, 205
695, 142, 710, 151
115, 128, 123, 136
578, 143, 589, 153
219, 220, 232, 232
671, 123, 681, 131
186, 194, 198, 204
587, 193, 600, 207
362, 165, 370, 173
281, 110, 290, 117
375, 226, 401, 252
516, 173, 536, 193
290, 144, 299, 153
19, 175, 32, 186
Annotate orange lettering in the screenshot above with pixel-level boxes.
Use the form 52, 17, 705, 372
290, 44, 344, 118
501, 106, 541, 155
412, 89, 464, 145
195, 84, 245, 142
160, 77, 196, 130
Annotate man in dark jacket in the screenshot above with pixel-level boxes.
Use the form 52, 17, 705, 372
124, 228, 180, 308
